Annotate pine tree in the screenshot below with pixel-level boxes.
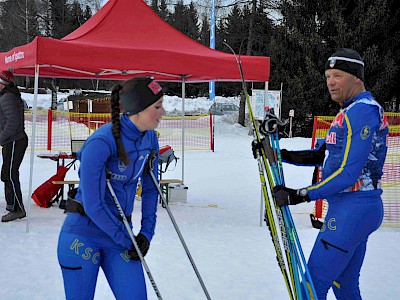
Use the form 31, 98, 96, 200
158, 0, 170, 21
69, 1, 86, 29
169, 0, 200, 41
223, 4, 245, 54
186, 2, 200, 41
199, 14, 210, 46
36, 0, 53, 37
0, 0, 40, 51
83, 5, 93, 22
50, 0, 70, 39
150, 0, 159, 14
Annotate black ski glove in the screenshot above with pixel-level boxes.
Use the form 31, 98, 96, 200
272, 185, 311, 207
129, 233, 150, 260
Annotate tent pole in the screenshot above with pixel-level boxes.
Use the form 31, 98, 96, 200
26, 65, 39, 233
181, 77, 185, 183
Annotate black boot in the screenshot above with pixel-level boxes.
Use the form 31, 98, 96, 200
4, 181, 25, 212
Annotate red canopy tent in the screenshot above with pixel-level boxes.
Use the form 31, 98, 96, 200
0, 0, 269, 82
0, 0, 270, 230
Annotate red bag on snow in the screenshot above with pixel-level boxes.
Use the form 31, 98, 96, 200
31, 165, 69, 208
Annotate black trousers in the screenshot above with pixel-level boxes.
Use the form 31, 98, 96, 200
1, 136, 28, 212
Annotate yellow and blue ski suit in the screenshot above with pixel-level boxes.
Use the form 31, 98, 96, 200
305, 91, 388, 299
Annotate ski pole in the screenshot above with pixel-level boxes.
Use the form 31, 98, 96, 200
106, 173, 163, 300
147, 150, 212, 300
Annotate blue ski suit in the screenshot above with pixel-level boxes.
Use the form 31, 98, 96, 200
293, 92, 388, 299
57, 114, 159, 300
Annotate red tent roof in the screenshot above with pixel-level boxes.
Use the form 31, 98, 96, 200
0, 0, 269, 82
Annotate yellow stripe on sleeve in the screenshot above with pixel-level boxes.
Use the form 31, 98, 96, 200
308, 114, 352, 191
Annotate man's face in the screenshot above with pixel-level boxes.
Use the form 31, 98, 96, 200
325, 69, 360, 106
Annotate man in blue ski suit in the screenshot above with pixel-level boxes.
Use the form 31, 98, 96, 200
57, 77, 165, 300
273, 48, 388, 299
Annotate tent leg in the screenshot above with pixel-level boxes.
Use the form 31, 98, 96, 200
181, 77, 186, 183
26, 65, 40, 233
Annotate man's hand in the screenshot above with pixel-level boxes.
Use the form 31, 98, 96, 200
272, 185, 310, 207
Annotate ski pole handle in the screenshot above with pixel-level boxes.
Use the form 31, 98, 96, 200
259, 113, 288, 135
144, 149, 157, 175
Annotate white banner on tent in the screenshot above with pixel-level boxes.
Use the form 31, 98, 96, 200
250, 90, 281, 120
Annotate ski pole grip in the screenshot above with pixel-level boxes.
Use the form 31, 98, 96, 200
260, 112, 288, 135
144, 149, 157, 175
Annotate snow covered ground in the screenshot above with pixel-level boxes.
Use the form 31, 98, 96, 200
0, 93, 399, 299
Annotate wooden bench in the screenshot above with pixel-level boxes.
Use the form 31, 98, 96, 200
160, 179, 183, 185
52, 180, 80, 209
52, 180, 80, 190
53, 179, 183, 207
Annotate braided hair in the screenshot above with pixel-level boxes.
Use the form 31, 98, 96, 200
110, 83, 130, 165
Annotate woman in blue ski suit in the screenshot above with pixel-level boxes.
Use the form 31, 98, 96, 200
57, 77, 165, 300
273, 49, 388, 300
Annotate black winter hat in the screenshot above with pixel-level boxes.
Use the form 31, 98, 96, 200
120, 77, 163, 115
325, 48, 365, 81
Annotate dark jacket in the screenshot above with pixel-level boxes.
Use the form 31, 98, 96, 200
0, 84, 27, 146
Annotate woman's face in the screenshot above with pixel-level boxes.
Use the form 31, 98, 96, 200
132, 97, 165, 131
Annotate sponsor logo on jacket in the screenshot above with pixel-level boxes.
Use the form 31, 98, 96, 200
380, 113, 389, 130
110, 172, 127, 181
118, 160, 127, 172
331, 111, 344, 128
326, 132, 336, 144
360, 126, 371, 140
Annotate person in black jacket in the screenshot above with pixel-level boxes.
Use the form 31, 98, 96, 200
0, 70, 28, 222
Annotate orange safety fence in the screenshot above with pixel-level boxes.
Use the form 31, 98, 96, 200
24, 110, 213, 153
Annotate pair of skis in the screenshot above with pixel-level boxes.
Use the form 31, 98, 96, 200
225, 42, 316, 300
261, 125, 316, 300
